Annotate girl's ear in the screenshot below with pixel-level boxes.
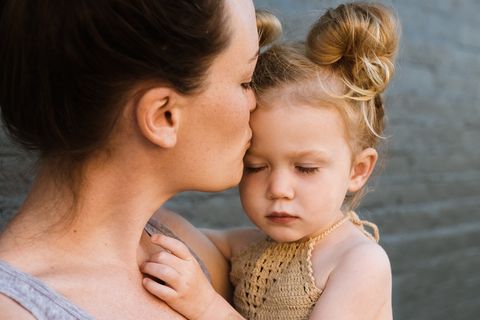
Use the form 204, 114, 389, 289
135, 87, 180, 148
348, 148, 378, 192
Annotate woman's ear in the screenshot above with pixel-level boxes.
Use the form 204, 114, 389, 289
136, 87, 180, 148
348, 148, 378, 192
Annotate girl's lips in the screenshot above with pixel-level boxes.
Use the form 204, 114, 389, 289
266, 212, 299, 224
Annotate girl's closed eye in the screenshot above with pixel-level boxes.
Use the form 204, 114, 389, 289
244, 165, 266, 174
295, 166, 320, 174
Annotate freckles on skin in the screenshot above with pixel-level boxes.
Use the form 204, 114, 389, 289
168, 0, 258, 191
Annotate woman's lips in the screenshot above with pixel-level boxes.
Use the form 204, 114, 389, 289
266, 212, 299, 224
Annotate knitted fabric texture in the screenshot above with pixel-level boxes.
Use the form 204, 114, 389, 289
230, 211, 379, 320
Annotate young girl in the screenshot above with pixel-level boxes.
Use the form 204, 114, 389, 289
141, 3, 399, 319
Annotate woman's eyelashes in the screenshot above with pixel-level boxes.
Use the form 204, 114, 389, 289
241, 81, 253, 90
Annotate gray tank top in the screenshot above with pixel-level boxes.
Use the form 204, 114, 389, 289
0, 261, 94, 319
0, 221, 211, 319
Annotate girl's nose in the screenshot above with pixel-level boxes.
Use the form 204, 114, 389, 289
266, 170, 294, 200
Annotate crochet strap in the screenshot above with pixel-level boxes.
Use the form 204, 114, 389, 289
308, 215, 350, 243
346, 211, 380, 242
307, 211, 380, 245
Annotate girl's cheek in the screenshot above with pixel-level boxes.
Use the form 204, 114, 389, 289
240, 176, 257, 196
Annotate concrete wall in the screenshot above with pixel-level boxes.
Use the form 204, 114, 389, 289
1, 1, 479, 319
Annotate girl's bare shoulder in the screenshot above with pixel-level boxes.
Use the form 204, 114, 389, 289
311, 223, 391, 290
309, 226, 392, 319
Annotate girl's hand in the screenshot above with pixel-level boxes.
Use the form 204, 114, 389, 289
141, 234, 242, 320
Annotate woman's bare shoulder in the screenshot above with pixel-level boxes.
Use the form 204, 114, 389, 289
0, 294, 36, 320
149, 208, 226, 256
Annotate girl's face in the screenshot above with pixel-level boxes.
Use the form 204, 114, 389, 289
239, 97, 356, 242
173, 0, 258, 192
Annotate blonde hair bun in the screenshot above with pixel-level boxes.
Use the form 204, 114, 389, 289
256, 10, 282, 47
306, 2, 399, 100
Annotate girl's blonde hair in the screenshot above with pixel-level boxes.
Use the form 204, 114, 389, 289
253, 3, 399, 209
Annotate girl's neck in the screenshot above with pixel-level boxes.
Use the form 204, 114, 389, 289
0, 156, 174, 272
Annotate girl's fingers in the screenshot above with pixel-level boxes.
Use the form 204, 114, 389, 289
150, 234, 193, 261
149, 249, 183, 269
143, 277, 177, 302
141, 262, 180, 289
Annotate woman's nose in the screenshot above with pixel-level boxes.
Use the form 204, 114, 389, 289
266, 170, 294, 200
248, 90, 256, 112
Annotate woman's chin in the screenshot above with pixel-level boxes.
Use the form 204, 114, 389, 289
192, 171, 242, 193
213, 174, 243, 192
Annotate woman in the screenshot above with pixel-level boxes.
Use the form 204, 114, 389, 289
0, 0, 265, 318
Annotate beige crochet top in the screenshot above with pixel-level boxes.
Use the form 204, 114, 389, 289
230, 211, 379, 320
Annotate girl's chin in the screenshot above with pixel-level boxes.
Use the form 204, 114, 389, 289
267, 232, 304, 243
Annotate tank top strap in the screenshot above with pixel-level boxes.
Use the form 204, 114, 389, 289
0, 261, 94, 319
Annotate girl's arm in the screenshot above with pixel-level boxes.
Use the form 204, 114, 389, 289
200, 227, 265, 261
141, 234, 246, 320
309, 243, 392, 320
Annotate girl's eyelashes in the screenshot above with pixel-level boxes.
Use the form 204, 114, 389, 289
244, 166, 265, 174
244, 165, 319, 175
296, 166, 319, 174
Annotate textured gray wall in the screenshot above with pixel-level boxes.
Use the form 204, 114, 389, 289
1, 1, 479, 319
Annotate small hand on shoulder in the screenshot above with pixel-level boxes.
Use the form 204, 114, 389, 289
141, 234, 244, 320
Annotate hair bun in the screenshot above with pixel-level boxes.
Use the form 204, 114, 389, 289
306, 3, 399, 100
256, 10, 282, 47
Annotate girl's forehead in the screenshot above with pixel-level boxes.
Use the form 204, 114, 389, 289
250, 104, 345, 140
256, 83, 345, 113
250, 95, 353, 141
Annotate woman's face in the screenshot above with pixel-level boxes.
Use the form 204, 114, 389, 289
174, 0, 259, 192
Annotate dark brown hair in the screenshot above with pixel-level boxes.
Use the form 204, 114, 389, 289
0, 0, 230, 160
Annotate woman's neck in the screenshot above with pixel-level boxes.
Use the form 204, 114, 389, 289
0, 156, 174, 271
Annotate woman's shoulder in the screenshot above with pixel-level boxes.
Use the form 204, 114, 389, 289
0, 294, 36, 320
149, 207, 228, 258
